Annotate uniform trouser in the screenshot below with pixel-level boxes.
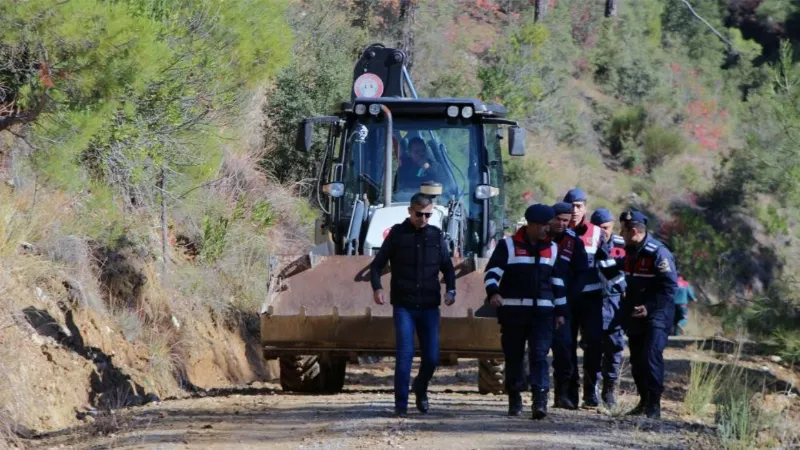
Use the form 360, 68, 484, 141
551, 316, 574, 383
393, 306, 440, 411
673, 303, 689, 336
569, 292, 604, 392
501, 315, 553, 393
628, 326, 669, 401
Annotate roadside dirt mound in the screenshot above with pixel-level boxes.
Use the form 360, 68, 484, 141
0, 253, 276, 438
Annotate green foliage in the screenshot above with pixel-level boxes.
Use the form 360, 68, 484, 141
755, 204, 788, 236
479, 6, 579, 142
684, 359, 723, 418
200, 215, 229, 263
590, 0, 665, 102
1, 0, 292, 204
264, 0, 368, 184
642, 125, 685, 169
503, 156, 554, 221
250, 200, 276, 229
716, 381, 763, 450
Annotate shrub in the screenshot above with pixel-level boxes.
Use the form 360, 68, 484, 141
642, 125, 685, 169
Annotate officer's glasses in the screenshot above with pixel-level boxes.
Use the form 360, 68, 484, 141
414, 211, 432, 219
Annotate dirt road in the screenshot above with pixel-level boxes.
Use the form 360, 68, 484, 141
29, 345, 756, 450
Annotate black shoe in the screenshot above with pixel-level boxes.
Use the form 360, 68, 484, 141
394, 408, 408, 417
508, 391, 523, 416
568, 380, 580, 407
626, 397, 647, 416
413, 379, 429, 414
583, 381, 599, 408
531, 388, 548, 420
601, 381, 617, 408
645, 395, 661, 419
555, 382, 577, 410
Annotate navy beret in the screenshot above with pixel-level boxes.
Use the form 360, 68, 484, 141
563, 188, 587, 203
525, 204, 555, 224
552, 202, 572, 215
620, 210, 648, 225
590, 208, 614, 225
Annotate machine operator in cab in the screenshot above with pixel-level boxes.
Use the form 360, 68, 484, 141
396, 137, 445, 192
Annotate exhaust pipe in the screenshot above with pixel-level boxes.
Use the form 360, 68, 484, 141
380, 104, 393, 207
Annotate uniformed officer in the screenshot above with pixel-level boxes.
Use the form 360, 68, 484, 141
589, 208, 628, 408
549, 202, 587, 410
562, 188, 618, 408
484, 204, 568, 420
619, 211, 678, 419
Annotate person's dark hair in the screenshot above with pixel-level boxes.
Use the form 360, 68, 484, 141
410, 192, 433, 208
624, 221, 647, 233
408, 137, 427, 152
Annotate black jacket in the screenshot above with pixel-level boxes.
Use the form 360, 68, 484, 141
370, 220, 456, 309
484, 227, 569, 324
621, 234, 678, 334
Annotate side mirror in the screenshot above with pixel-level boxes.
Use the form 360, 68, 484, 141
296, 119, 313, 152
508, 125, 526, 156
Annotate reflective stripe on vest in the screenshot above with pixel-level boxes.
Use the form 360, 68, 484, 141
584, 224, 601, 256
504, 237, 558, 267
501, 298, 554, 307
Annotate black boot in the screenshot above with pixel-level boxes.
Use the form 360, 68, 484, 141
568, 379, 580, 408
583, 380, 599, 408
626, 392, 648, 416
645, 394, 661, 419
601, 380, 617, 408
412, 378, 428, 414
554, 381, 577, 410
531, 388, 548, 420
508, 391, 523, 416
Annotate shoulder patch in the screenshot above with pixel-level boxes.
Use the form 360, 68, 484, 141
657, 257, 671, 273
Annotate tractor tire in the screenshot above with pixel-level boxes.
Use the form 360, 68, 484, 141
478, 358, 506, 395
279, 356, 347, 394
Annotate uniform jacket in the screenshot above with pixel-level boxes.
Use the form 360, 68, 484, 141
572, 220, 606, 294
483, 227, 569, 324
621, 234, 678, 334
600, 234, 628, 331
553, 229, 588, 300
370, 220, 456, 309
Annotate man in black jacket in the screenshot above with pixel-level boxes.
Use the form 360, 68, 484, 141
370, 193, 456, 417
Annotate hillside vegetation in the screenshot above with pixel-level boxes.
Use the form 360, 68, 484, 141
1, 0, 800, 444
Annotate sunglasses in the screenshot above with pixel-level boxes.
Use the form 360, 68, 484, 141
414, 211, 433, 219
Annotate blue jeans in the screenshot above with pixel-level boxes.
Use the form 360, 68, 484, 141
393, 306, 440, 411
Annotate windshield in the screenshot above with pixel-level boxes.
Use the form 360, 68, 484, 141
342, 116, 478, 206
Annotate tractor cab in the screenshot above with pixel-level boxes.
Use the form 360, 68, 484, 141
297, 45, 526, 259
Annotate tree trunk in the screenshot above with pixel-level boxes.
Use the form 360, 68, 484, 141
535, 0, 548, 21
605, 0, 619, 17
160, 166, 168, 280
399, 0, 418, 70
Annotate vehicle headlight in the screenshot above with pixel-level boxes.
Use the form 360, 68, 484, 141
368, 104, 381, 116
355, 104, 367, 115
461, 106, 474, 118
446, 105, 459, 118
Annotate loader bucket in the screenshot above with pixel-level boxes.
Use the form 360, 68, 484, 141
260, 254, 503, 361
